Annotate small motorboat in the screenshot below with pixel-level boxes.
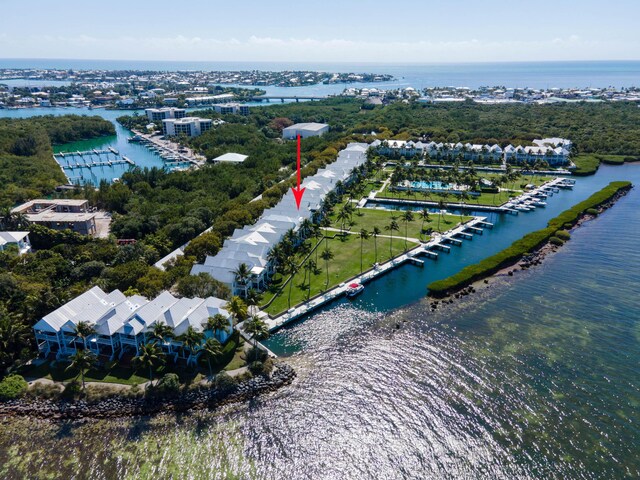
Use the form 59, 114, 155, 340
346, 282, 364, 298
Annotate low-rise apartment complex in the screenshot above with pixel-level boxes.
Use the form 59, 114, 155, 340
33, 287, 233, 363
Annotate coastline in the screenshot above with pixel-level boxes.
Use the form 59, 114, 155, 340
0, 363, 295, 421
427, 184, 632, 307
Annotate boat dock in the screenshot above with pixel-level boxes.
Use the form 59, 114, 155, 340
254, 216, 491, 333
129, 129, 205, 168
53, 149, 135, 184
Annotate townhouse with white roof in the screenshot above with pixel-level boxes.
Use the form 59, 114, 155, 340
33, 287, 233, 364
191, 143, 369, 295
0, 231, 31, 255
372, 137, 571, 166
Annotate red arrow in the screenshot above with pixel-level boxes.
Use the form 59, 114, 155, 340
291, 134, 305, 209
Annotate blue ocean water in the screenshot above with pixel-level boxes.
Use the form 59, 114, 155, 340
1, 59, 640, 89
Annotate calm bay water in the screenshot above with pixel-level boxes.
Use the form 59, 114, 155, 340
1, 164, 638, 479
0, 107, 189, 184
2, 59, 640, 89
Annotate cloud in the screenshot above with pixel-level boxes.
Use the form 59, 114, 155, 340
0, 34, 637, 62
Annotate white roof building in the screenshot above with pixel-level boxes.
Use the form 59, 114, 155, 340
213, 152, 249, 163
282, 122, 329, 139
0, 231, 31, 255
33, 287, 234, 360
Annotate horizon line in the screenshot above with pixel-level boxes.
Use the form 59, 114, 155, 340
2, 57, 640, 67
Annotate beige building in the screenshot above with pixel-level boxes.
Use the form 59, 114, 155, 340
12, 199, 97, 236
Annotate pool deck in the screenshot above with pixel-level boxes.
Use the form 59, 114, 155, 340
245, 216, 492, 334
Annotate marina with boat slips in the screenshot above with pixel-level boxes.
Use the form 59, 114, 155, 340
246, 176, 575, 339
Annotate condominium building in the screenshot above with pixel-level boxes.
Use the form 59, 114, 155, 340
145, 107, 186, 122
162, 117, 213, 137
212, 103, 250, 115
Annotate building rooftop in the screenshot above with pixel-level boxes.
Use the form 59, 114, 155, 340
213, 152, 248, 163
0, 231, 29, 245
285, 122, 329, 132
25, 212, 96, 222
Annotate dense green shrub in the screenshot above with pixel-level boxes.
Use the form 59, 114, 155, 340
549, 236, 565, 246
61, 379, 82, 399
555, 230, 571, 241
0, 374, 28, 400
586, 208, 599, 215
248, 361, 265, 375
428, 181, 631, 296
214, 372, 237, 392
154, 373, 180, 395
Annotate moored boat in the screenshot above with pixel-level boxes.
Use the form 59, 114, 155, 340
346, 282, 364, 298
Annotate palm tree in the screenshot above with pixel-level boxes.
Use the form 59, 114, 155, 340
66, 349, 96, 392
312, 225, 323, 263
205, 313, 230, 342
200, 337, 222, 379
401, 210, 414, 251
244, 315, 270, 359
73, 320, 96, 351
437, 199, 446, 231
285, 259, 299, 309
320, 247, 334, 290
358, 229, 370, 273
232, 263, 251, 297
459, 191, 470, 223
226, 296, 248, 323
300, 218, 313, 240
336, 208, 350, 235
133, 342, 165, 386
384, 219, 400, 258
419, 207, 431, 240
147, 321, 173, 345
372, 226, 381, 263
245, 289, 263, 309
178, 326, 205, 367
303, 259, 317, 299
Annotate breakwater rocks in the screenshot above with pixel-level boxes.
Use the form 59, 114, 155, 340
0, 364, 295, 421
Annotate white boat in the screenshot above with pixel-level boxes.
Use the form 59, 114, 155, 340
346, 282, 364, 298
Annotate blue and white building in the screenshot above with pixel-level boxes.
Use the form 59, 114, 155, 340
33, 287, 233, 364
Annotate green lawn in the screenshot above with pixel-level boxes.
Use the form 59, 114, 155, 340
20, 361, 150, 386
330, 207, 471, 239
262, 233, 419, 316
377, 187, 518, 206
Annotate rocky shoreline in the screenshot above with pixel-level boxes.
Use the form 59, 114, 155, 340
427, 185, 631, 309
0, 363, 295, 421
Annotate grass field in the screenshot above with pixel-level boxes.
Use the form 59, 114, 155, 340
330, 207, 470, 239
262, 233, 417, 315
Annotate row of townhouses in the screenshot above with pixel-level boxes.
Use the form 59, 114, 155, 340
371, 138, 572, 166
33, 287, 233, 364
191, 142, 369, 296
